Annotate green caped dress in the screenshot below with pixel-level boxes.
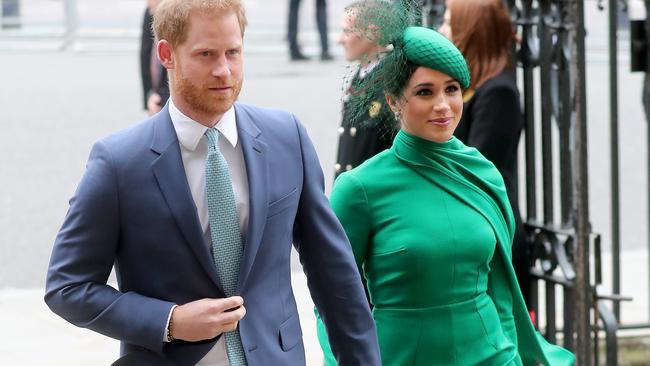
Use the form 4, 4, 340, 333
316, 131, 574, 366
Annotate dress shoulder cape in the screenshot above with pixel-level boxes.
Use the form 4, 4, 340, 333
392, 131, 574, 366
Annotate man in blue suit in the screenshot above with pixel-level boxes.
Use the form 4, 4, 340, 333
44, 1, 380, 365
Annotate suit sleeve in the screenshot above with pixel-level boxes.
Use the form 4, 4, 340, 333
466, 85, 523, 172
315, 172, 373, 365
290, 117, 380, 366
44, 140, 175, 355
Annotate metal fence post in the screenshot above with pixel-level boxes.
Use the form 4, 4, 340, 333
645, 0, 650, 324
608, 0, 622, 323
571, 0, 592, 364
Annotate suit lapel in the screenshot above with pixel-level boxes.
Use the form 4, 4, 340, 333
150, 105, 225, 294
235, 104, 268, 292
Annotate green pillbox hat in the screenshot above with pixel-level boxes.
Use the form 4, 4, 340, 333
402, 26, 471, 89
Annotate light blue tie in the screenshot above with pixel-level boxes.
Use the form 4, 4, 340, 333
205, 128, 247, 366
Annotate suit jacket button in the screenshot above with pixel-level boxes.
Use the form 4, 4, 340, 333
345, 164, 352, 171
338, 127, 345, 135
350, 127, 357, 137
335, 163, 341, 172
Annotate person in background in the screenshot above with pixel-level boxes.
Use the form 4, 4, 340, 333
318, 4, 403, 364
140, 0, 169, 115
45, 0, 381, 365
1, 0, 21, 29
287, 0, 333, 61
333, 0, 400, 180
439, 0, 533, 315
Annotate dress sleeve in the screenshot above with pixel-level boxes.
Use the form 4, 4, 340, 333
486, 244, 519, 350
330, 172, 373, 269
316, 172, 373, 366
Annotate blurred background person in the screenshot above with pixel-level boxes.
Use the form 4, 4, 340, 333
1, 0, 21, 29
321, 3, 404, 363
333, 0, 400, 180
439, 0, 533, 315
140, 0, 169, 115
287, 0, 333, 61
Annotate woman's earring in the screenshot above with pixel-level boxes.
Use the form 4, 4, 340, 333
393, 110, 402, 122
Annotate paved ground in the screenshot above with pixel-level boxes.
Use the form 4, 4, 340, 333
1, 1, 650, 365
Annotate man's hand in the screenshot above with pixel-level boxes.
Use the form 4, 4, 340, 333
171, 297, 246, 342
147, 92, 162, 116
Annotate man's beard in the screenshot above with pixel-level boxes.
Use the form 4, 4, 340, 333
173, 70, 242, 118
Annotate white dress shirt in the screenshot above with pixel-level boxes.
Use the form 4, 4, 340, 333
166, 98, 250, 366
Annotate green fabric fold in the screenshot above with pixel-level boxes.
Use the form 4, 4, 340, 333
390, 131, 574, 366
316, 130, 574, 366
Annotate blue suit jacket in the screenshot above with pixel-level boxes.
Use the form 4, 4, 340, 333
45, 103, 380, 366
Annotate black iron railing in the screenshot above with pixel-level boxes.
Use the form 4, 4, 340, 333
417, 0, 650, 364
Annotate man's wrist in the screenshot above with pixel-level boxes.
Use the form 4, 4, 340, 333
164, 305, 178, 343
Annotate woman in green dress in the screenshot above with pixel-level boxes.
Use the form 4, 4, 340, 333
315, 8, 575, 366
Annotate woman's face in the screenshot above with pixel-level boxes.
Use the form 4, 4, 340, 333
388, 67, 463, 143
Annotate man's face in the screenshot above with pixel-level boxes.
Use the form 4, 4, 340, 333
147, 0, 159, 12
337, 12, 378, 62
170, 11, 243, 123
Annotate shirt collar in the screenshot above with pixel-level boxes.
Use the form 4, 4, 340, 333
169, 98, 238, 151
358, 54, 385, 79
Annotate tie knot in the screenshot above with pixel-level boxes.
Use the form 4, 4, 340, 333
205, 128, 220, 150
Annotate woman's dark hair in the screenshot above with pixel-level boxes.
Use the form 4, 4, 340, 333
384, 59, 419, 98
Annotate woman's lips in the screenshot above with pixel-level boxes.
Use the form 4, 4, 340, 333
429, 117, 452, 126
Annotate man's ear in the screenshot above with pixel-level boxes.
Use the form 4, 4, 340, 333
157, 40, 174, 69
365, 24, 380, 43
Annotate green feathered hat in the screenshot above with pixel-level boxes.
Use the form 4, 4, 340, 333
342, 1, 470, 131
401, 26, 471, 89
